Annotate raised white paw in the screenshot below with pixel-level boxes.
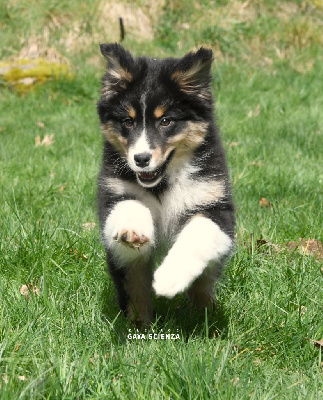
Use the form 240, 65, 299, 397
153, 259, 197, 298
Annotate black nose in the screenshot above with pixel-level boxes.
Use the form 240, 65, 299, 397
134, 153, 151, 168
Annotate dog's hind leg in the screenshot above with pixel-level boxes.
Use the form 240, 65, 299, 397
186, 264, 222, 309
123, 261, 153, 327
106, 256, 153, 326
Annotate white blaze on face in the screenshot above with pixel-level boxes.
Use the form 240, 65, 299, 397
127, 93, 155, 171
127, 128, 152, 171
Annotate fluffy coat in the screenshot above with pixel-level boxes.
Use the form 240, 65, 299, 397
97, 44, 235, 325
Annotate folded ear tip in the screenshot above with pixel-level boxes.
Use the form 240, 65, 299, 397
100, 43, 112, 57
196, 47, 213, 61
100, 42, 125, 57
99, 43, 107, 54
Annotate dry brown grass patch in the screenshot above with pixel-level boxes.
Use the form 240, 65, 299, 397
217, 0, 258, 27
97, 1, 156, 42
18, 30, 68, 64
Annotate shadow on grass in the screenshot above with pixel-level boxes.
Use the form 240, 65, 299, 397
153, 295, 229, 341
101, 280, 229, 344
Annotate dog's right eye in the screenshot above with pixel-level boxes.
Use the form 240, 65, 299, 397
123, 118, 134, 128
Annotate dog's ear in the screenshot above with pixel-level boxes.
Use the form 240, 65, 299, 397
100, 43, 133, 97
171, 48, 213, 101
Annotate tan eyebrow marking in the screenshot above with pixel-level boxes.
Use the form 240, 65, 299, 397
154, 105, 167, 119
128, 106, 136, 119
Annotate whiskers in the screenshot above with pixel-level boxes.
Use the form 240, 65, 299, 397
113, 155, 133, 176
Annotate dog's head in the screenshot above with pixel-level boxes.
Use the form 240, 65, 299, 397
97, 43, 214, 188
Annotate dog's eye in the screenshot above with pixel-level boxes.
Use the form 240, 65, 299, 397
123, 118, 134, 128
160, 117, 171, 127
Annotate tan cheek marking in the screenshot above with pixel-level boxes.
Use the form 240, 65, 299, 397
151, 145, 176, 168
152, 147, 164, 164
166, 121, 208, 158
154, 105, 166, 119
146, 121, 208, 170
101, 122, 127, 155
128, 106, 136, 120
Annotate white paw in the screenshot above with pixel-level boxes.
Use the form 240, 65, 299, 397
153, 216, 233, 297
153, 257, 201, 298
104, 200, 154, 264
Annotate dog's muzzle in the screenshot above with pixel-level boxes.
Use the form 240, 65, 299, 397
135, 150, 175, 187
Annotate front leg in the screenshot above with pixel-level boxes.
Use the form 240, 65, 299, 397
103, 200, 155, 325
153, 215, 232, 298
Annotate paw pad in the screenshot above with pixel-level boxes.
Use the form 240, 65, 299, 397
114, 230, 148, 250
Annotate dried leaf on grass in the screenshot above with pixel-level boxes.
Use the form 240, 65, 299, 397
248, 103, 260, 118
259, 197, 270, 208
285, 238, 323, 259
298, 305, 307, 315
231, 377, 240, 386
35, 134, 54, 147
243, 236, 322, 260
20, 284, 40, 300
246, 237, 281, 254
70, 248, 88, 261
32, 285, 40, 296
20, 284, 29, 298
58, 183, 67, 193
82, 222, 96, 230
14, 342, 21, 353
248, 161, 264, 166
90, 354, 100, 365
305, 338, 323, 351
257, 239, 281, 253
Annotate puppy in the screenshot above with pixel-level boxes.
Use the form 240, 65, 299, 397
97, 44, 235, 325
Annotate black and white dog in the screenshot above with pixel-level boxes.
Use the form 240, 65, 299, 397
97, 44, 235, 325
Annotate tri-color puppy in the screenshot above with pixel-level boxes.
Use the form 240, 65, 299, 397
97, 44, 235, 325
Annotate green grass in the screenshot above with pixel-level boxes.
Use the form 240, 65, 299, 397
1, 0, 322, 398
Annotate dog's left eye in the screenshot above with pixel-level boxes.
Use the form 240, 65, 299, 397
160, 117, 171, 127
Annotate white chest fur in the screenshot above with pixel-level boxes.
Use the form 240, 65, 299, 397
104, 164, 224, 241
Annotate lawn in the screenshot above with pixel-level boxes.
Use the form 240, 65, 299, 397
0, 0, 322, 398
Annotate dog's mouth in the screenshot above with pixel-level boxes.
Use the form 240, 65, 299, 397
137, 168, 163, 184
136, 150, 174, 187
